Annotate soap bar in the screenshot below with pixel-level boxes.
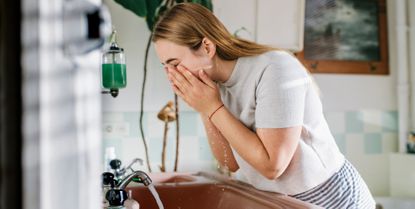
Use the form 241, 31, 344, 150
124, 190, 140, 209
124, 198, 140, 209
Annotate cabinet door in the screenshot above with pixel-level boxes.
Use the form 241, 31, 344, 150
213, 0, 305, 52
213, 0, 257, 41
256, 0, 305, 52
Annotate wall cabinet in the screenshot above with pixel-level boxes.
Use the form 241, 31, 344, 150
213, 0, 305, 52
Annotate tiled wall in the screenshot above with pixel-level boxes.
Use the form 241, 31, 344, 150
325, 110, 399, 196
103, 109, 399, 195
103, 111, 216, 173
326, 110, 399, 155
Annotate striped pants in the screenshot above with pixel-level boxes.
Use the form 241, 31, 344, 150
290, 160, 376, 209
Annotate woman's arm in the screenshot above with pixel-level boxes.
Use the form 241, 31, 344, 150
201, 115, 239, 172
209, 106, 301, 180
167, 65, 300, 180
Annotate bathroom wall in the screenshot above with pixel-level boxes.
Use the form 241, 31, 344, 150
314, 0, 399, 197
101, 0, 217, 173
102, 0, 400, 196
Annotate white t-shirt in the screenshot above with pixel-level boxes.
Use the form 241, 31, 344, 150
218, 50, 345, 195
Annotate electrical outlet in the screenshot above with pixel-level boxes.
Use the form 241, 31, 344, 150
103, 122, 130, 138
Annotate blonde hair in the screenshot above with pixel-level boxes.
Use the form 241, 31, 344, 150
152, 3, 278, 60
152, 3, 321, 96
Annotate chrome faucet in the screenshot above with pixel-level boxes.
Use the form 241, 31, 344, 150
103, 158, 152, 208
106, 158, 152, 188
116, 170, 152, 189
110, 158, 144, 180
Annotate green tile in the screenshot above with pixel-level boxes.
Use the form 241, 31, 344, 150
364, 133, 382, 154
381, 111, 398, 132
179, 112, 199, 136
149, 137, 163, 163
149, 137, 176, 165
168, 138, 179, 169
168, 123, 178, 138
198, 137, 214, 161
333, 133, 346, 154
346, 111, 364, 133
197, 115, 207, 137
123, 112, 147, 138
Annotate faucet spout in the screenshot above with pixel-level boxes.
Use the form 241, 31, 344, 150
116, 170, 152, 189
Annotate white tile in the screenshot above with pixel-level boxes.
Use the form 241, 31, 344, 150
382, 133, 399, 153
147, 112, 167, 138
177, 137, 200, 172
103, 112, 124, 122
324, 112, 346, 134
197, 161, 217, 172
362, 110, 383, 133
345, 133, 365, 159
344, 133, 391, 196
348, 154, 390, 196
120, 138, 148, 171
390, 153, 415, 197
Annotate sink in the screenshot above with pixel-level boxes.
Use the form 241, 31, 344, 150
159, 175, 196, 183
126, 172, 322, 209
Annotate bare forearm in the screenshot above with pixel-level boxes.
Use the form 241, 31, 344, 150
209, 107, 278, 177
201, 115, 239, 172
165, 64, 296, 180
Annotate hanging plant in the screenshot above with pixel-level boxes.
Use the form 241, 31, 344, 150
112, 0, 213, 172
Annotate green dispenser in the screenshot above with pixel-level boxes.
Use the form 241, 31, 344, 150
102, 30, 126, 97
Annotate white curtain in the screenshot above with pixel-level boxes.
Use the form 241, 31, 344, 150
22, 0, 103, 208
395, 0, 415, 153
409, 1, 415, 134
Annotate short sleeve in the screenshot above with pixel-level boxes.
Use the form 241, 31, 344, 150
255, 58, 310, 129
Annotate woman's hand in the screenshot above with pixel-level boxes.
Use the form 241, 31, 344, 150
166, 65, 223, 117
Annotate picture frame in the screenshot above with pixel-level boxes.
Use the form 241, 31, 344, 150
295, 0, 389, 75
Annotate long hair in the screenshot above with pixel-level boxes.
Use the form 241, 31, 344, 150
152, 3, 321, 95
152, 3, 278, 60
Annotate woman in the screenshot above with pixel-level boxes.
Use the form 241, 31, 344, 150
152, 3, 375, 209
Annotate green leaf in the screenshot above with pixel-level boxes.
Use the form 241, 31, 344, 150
190, 0, 213, 11
155, 4, 168, 20
113, 0, 147, 17
145, 0, 162, 30
201, 0, 213, 11
113, 0, 213, 31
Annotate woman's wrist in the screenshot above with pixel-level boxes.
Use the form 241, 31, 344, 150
199, 101, 224, 118
207, 103, 225, 121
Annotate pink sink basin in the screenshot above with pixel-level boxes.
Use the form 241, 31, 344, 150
127, 172, 322, 209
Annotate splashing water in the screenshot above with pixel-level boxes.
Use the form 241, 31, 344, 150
148, 184, 164, 209
222, 143, 230, 172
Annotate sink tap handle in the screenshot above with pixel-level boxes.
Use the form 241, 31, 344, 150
102, 172, 115, 186
124, 158, 144, 173
110, 159, 122, 170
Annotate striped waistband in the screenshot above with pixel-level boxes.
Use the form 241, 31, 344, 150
290, 160, 375, 209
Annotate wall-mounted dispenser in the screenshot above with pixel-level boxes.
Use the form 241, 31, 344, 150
101, 29, 127, 97
63, 0, 112, 56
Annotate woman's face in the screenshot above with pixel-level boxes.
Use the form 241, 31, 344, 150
154, 39, 214, 79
